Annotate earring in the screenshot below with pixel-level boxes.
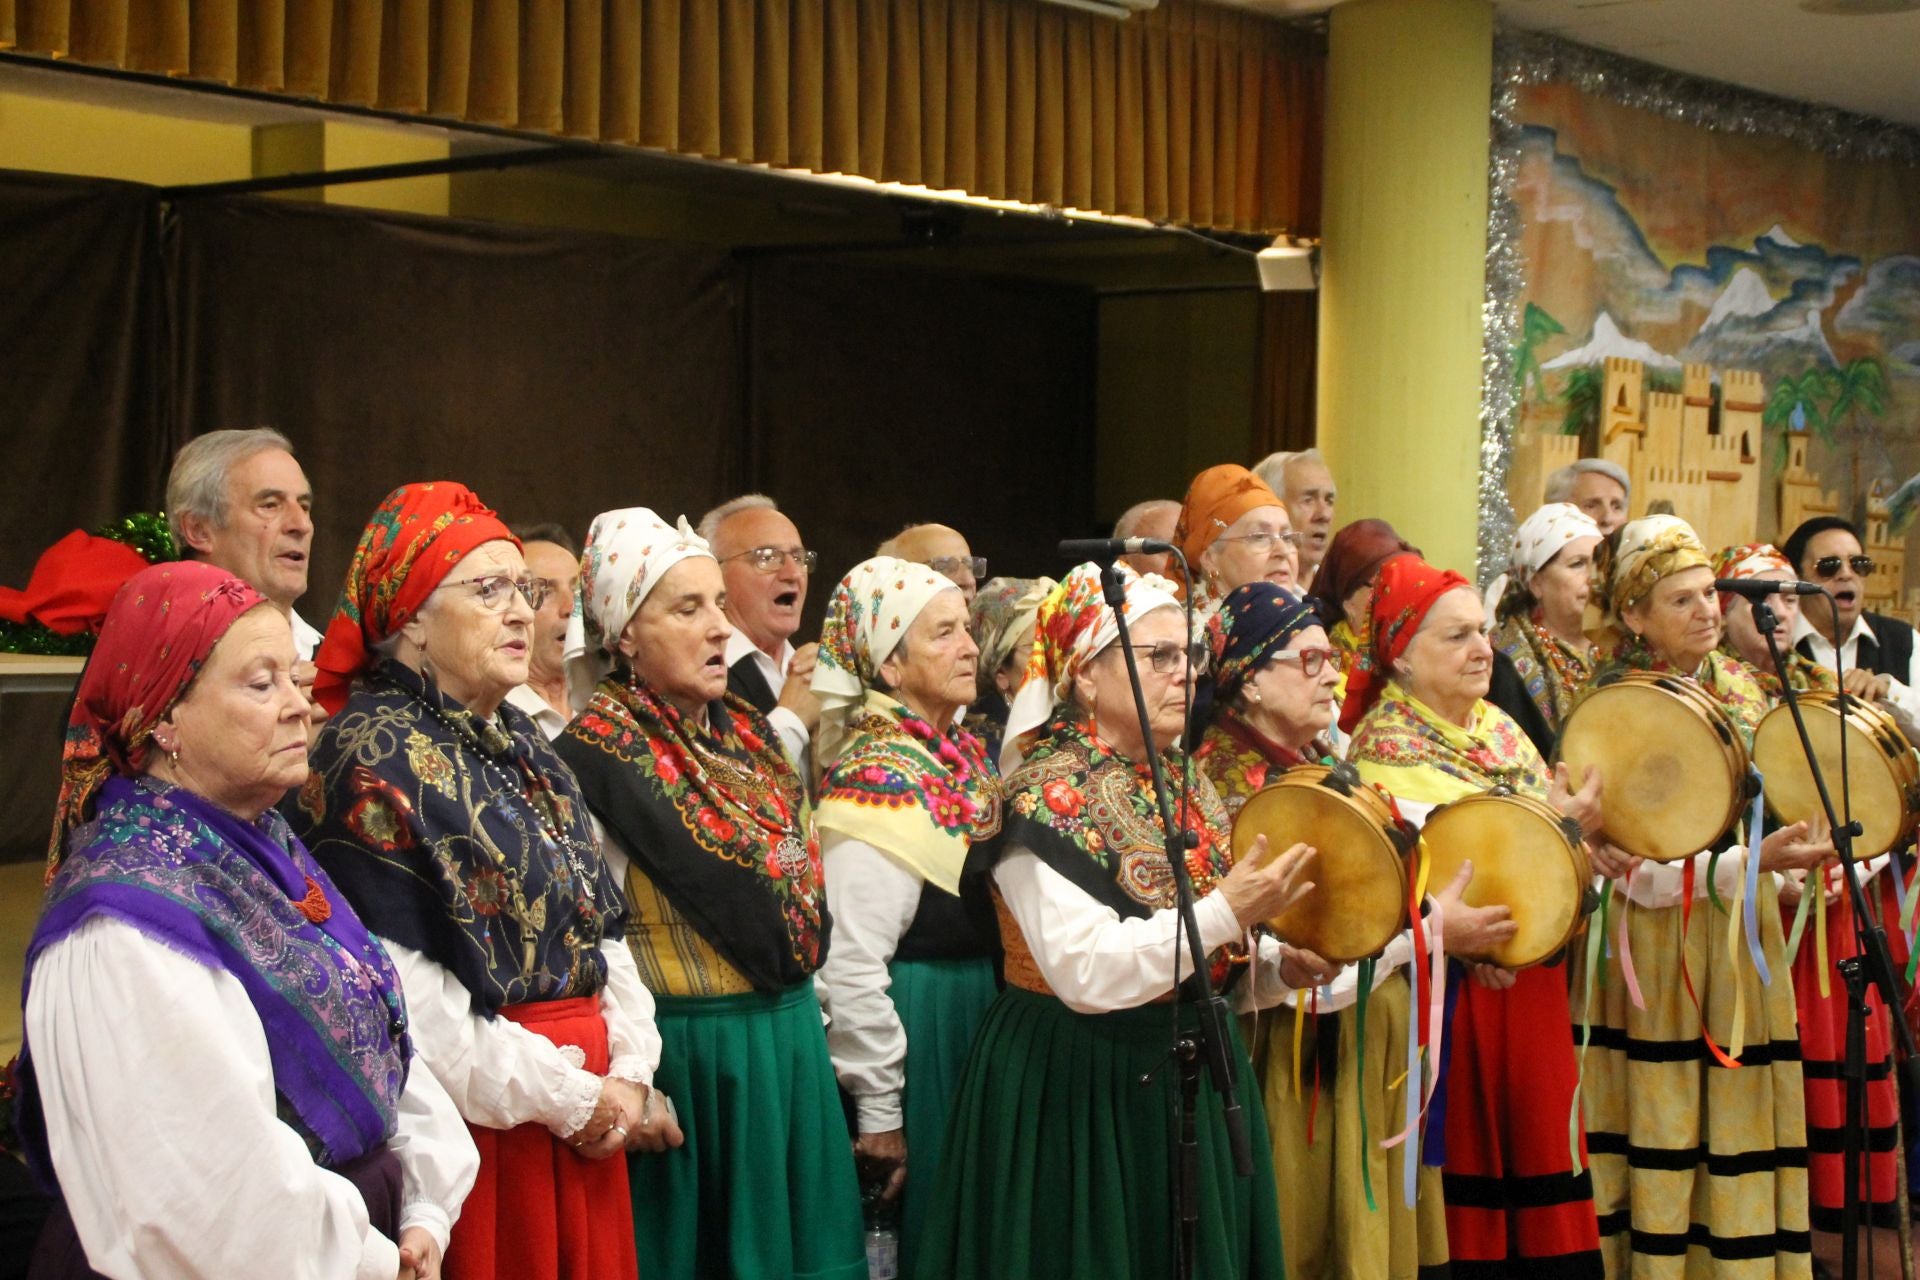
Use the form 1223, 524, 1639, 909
1246, 688, 1262, 704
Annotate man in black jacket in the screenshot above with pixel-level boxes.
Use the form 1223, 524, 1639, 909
1783, 515, 1920, 744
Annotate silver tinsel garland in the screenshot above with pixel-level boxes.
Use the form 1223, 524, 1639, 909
1478, 29, 1920, 581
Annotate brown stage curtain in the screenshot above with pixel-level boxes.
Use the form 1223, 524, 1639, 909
1252, 288, 1315, 455
1, 0, 1323, 233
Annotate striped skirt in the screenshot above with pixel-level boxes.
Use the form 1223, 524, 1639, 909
1571, 873, 1811, 1279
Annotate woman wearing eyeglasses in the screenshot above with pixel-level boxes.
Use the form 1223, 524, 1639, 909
1174, 463, 1303, 611
918, 562, 1329, 1280
1483, 503, 1604, 761
1344, 554, 1613, 1280
300, 483, 678, 1280
553, 508, 865, 1280
1193, 581, 1445, 1280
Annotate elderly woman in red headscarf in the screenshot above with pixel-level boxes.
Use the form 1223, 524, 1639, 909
1343, 553, 1611, 1280
296, 483, 678, 1280
17, 561, 477, 1280
1174, 464, 1302, 611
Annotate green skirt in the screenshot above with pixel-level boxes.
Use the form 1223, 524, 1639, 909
630, 979, 866, 1280
914, 987, 1287, 1280
892, 956, 1001, 1276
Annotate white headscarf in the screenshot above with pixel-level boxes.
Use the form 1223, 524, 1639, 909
563, 507, 713, 709
1484, 502, 1602, 617
811, 556, 960, 768
999, 561, 1184, 774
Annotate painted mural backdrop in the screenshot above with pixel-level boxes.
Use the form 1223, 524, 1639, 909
1510, 77, 1920, 550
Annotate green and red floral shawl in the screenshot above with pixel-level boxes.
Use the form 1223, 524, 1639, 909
974, 711, 1235, 922
1194, 712, 1327, 820
557, 674, 828, 992
1589, 634, 1768, 749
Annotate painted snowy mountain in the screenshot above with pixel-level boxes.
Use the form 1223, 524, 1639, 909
1542, 312, 1682, 371
1697, 267, 1776, 335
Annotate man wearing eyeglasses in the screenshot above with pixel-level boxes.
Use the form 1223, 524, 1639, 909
699, 494, 821, 769
878, 523, 987, 606
503, 522, 581, 740
1784, 515, 1920, 743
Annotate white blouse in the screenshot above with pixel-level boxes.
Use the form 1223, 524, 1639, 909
815, 835, 924, 1133
26, 918, 479, 1280
382, 935, 662, 1140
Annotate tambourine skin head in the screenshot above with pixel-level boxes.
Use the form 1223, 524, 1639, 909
1232, 776, 1408, 964
1558, 677, 1745, 862
1754, 692, 1919, 860
1420, 792, 1585, 970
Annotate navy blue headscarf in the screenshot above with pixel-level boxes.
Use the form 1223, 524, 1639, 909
1194, 583, 1323, 734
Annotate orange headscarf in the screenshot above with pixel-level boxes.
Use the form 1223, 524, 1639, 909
311, 482, 517, 715
1173, 464, 1285, 566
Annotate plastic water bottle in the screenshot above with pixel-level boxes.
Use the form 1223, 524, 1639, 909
863, 1185, 899, 1280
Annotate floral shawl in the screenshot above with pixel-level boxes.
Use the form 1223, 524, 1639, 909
21, 776, 408, 1176
1491, 613, 1594, 737
974, 711, 1235, 922
816, 689, 1000, 896
296, 659, 623, 1016
1718, 642, 1838, 700
1589, 635, 1768, 749
1348, 682, 1550, 806
556, 675, 828, 992
1194, 712, 1328, 820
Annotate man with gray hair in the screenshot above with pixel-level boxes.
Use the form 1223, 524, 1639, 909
167, 427, 321, 660
876, 522, 984, 605
1544, 458, 1631, 537
1253, 448, 1338, 579
1111, 499, 1180, 577
699, 493, 819, 769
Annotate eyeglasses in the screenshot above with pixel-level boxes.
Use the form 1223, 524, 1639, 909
1264, 647, 1340, 678
1212, 530, 1301, 554
442, 574, 548, 612
1123, 641, 1209, 675
1812, 554, 1874, 579
927, 554, 989, 581
722, 546, 819, 574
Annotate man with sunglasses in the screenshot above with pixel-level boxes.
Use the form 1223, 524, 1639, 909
879, 522, 987, 606
1784, 515, 1920, 743
700, 494, 822, 769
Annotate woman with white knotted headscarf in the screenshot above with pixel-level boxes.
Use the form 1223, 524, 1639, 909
552, 507, 864, 1280
1483, 502, 1604, 760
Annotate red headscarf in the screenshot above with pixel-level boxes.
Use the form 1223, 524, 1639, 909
50, 562, 267, 868
1338, 553, 1472, 734
312, 482, 517, 715
1308, 518, 1420, 614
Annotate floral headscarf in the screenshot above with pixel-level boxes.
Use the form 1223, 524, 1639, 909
1608, 515, 1710, 617
312, 482, 517, 715
812, 555, 961, 770
1711, 542, 1793, 615
563, 507, 712, 709
1207, 583, 1322, 706
1485, 502, 1601, 618
1000, 561, 1183, 772
970, 575, 1056, 692
50, 562, 266, 867
1338, 554, 1471, 735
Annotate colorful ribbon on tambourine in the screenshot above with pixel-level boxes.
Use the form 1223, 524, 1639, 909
1378, 831, 1445, 1210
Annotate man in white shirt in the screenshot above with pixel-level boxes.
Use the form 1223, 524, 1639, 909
166, 428, 324, 699
1784, 515, 1920, 743
504, 522, 580, 740
877, 522, 985, 606
698, 494, 820, 769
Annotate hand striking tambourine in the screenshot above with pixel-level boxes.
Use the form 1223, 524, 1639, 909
1753, 690, 1920, 860
1557, 670, 1750, 862
1230, 761, 1413, 963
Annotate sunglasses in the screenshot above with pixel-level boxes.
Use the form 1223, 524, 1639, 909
1811, 554, 1874, 579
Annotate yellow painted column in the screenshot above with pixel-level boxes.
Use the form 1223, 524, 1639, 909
1317, 0, 1493, 577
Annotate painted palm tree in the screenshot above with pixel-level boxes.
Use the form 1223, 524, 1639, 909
1821, 356, 1889, 510
1559, 364, 1603, 438
1512, 302, 1566, 403
1764, 367, 1831, 470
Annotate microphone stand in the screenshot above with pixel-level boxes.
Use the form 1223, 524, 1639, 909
1754, 593, 1919, 1280
1091, 554, 1253, 1280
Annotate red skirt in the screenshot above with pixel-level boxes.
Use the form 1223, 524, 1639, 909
446, 996, 638, 1280
1787, 879, 1902, 1232
1442, 963, 1603, 1279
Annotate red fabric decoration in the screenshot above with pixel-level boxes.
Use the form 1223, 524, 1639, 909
1337, 553, 1471, 734
311, 482, 517, 716
0, 530, 153, 633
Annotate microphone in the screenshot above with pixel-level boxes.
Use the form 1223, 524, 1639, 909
1715, 578, 1824, 599
1058, 537, 1175, 560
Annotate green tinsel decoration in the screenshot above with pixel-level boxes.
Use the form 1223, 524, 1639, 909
0, 511, 175, 656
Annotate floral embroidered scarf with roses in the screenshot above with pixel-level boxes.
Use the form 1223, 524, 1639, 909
816, 689, 1001, 897
972, 711, 1235, 923
296, 659, 624, 1016
556, 673, 828, 992
1346, 679, 1549, 806
1195, 712, 1327, 821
